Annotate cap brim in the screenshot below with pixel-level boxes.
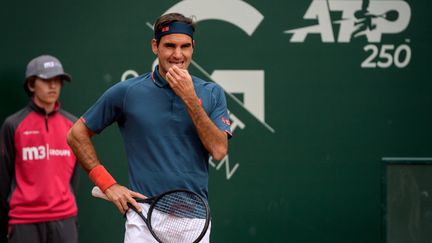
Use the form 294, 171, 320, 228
60, 73, 72, 82
35, 72, 72, 82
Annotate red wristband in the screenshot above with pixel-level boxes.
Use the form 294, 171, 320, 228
88, 165, 117, 192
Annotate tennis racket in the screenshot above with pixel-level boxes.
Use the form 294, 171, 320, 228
92, 186, 210, 243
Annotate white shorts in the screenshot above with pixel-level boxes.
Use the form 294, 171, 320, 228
124, 203, 211, 243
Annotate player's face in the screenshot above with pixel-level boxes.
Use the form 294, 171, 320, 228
30, 77, 62, 107
152, 34, 194, 79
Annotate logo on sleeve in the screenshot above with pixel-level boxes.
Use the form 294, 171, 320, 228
221, 116, 231, 126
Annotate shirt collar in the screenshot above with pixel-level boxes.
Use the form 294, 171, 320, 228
29, 99, 60, 116
152, 65, 169, 88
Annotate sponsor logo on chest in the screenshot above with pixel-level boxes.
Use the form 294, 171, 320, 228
23, 130, 40, 135
22, 144, 71, 161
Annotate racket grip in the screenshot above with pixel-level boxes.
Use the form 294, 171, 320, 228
92, 186, 110, 201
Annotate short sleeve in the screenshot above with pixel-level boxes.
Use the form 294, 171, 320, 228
82, 83, 127, 133
208, 84, 232, 138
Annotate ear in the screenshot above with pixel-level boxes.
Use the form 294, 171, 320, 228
27, 80, 35, 92
151, 39, 158, 55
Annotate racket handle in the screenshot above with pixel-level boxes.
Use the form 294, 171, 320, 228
92, 186, 110, 201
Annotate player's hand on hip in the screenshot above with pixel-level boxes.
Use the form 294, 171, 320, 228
166, 65, 196, 100
104, 184, 146, 214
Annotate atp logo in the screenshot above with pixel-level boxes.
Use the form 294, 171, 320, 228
284, 0, 412, 68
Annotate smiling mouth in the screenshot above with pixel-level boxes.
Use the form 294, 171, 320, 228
170, 61, 184, 67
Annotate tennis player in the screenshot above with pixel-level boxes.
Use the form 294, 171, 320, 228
67, 13, 232, 242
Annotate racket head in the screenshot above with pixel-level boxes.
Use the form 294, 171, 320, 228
146, 189, 210, 243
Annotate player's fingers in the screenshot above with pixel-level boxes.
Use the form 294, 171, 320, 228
166, 72, 177, 85
127, 198, 142, 212
167, 68, 179, 81
130, 190, 146, 199
165, 71, 172, 81
168, 67, 182, 80
172, 66, 190, 80
124, 193, 143, 212
103, 184, 135, 214
112, 200, 127, 214
170, 65, 183, 74
119, 198, 130, 213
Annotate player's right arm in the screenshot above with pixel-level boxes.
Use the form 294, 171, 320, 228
67, 119, 144, 214
67, 118, 98, 171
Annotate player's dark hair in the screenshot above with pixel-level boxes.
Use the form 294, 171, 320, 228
24, 77, 36, 97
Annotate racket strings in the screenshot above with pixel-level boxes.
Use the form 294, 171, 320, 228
154, 193, 207, 218
149, 192, 208, 242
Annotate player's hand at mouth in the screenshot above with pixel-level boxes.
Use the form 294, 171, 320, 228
169, 61, 184, 69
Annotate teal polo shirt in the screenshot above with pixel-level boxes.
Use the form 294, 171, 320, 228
82, 66, 231, 199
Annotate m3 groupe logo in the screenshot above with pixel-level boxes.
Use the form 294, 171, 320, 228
284, 0, 412, 69
22, 145, 71, 161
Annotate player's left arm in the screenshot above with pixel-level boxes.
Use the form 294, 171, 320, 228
166, 66, 228, 160
184, 99, 228, 161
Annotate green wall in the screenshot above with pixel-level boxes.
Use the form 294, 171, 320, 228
1, 0, 431, 242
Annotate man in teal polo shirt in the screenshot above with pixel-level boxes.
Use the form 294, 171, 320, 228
67, 12, 231, 242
